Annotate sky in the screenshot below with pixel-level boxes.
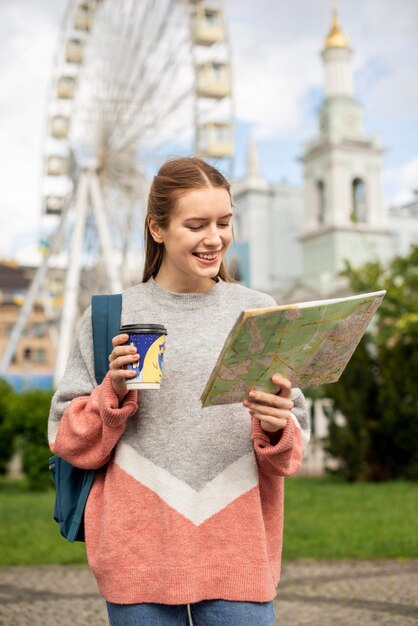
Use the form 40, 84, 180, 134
0, 0, 417, 265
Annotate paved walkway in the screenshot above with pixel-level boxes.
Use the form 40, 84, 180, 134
0, 560, 417, 625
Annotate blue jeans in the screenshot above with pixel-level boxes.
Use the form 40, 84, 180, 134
107, 600, 275, 626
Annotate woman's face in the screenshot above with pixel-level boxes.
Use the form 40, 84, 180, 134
149, 186, 233, 292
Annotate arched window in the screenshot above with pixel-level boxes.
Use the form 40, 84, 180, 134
317, 180, 326, 225
352, 178, 367, 222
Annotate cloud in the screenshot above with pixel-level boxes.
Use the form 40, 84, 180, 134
0, 0, 61, 259
227, 0, 327, 138
352, 0, 418, 117
231, 28, 321, 138
385, 158, 418, 205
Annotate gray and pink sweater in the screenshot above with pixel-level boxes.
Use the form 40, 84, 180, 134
48, 278, 310, 604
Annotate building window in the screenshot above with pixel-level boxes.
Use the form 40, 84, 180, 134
32, 324, 47, 338
34, 348, 46, 363
23, 348, 32, 361
205, 8, 220, 25
317, 180, 326, 225
351, 178, 367, 222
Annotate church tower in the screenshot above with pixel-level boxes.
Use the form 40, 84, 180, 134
301, 7, 393, 292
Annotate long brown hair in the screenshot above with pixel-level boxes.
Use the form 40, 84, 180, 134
142, 156, 235, 283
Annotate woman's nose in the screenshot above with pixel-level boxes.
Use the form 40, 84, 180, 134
203, 226, 222, 245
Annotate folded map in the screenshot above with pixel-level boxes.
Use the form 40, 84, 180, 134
200, 290, 386, 407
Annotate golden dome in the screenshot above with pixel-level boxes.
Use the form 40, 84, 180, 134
324, 13, 349, 48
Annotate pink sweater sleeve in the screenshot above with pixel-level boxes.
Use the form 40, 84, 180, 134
251, 416, 304, 477
50, 373, 138, 469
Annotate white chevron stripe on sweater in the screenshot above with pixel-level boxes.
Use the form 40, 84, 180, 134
114, 441, 259, 525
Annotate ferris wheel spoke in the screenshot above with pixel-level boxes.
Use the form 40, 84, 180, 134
115, 80, 195, 158
93, 0, 160, 136
112, 64, 192, 152
103, 1, 177, 127
123, 0, 177, 94
106, 2, 182, 149
109, 27, 192, 151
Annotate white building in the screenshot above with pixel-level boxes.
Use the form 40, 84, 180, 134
232, 10, 411, 302
231, 138, 303, 293
388, 191, 418, 256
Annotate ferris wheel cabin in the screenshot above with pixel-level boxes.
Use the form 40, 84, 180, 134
192, 4, 225, 46
65, 38, 84, 64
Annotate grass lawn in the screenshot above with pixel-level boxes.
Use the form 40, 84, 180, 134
283, 476, 418, 559
0, 478, 87, 565
0, 476, 417, 565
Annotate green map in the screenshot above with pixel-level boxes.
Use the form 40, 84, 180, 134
201, 290, 386, 407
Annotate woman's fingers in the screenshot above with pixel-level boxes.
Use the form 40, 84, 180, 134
252, 415, 288, 432
246, 388, 294, 411
108, 335, 140, 401
110, 353, 139, 371
110, 367, 137, 381
112, 333, 130, 347
109, 334, 137, 364
271, 374, 292, 398
109, 332, 139, 386
243, 374, 294, 433
244, 399, 293, 419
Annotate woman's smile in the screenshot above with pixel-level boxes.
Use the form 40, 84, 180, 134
192, 250, 222, 263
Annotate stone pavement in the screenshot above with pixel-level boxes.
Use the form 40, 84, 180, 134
0, 560, 417, 626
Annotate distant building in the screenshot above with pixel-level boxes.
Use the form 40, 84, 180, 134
388, 191, 418, 256
231, 138, 304, 294
0, 263, 55, 390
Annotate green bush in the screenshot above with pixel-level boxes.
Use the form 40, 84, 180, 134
0, 378, 16, 475
10, 389, 54, 490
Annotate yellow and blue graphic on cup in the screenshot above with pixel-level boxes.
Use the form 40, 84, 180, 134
120, 324, 167, 389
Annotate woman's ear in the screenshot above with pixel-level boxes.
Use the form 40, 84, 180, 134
147, 216, 164, 244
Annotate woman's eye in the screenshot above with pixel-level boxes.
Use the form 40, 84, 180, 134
187, 222, 230, 231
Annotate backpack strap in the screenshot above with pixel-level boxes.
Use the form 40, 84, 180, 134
91, 294, 122, 385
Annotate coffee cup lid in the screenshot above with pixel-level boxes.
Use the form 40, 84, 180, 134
120, 324, 167, 335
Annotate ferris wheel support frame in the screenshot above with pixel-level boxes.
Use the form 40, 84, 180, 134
54, 168, 123, 386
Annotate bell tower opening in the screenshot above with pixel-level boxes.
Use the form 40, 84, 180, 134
317, 180, 326, 225
351, 178, 367, 223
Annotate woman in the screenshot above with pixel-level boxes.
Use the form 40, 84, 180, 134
48, 157, 310, 626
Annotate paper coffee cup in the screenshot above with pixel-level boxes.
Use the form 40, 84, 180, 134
121, 324, 167, 389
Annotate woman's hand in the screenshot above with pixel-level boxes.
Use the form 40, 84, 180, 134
243, 373, 294, 433
108, 333, 139, 402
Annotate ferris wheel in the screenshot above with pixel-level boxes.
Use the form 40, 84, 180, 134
0, 0, 235, 385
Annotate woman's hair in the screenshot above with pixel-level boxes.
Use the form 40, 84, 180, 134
142, 156, 235, 283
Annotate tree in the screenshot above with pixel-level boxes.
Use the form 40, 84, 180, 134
322, 244, 418, 481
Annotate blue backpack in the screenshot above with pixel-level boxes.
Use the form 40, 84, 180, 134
49, 293, 122, 542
